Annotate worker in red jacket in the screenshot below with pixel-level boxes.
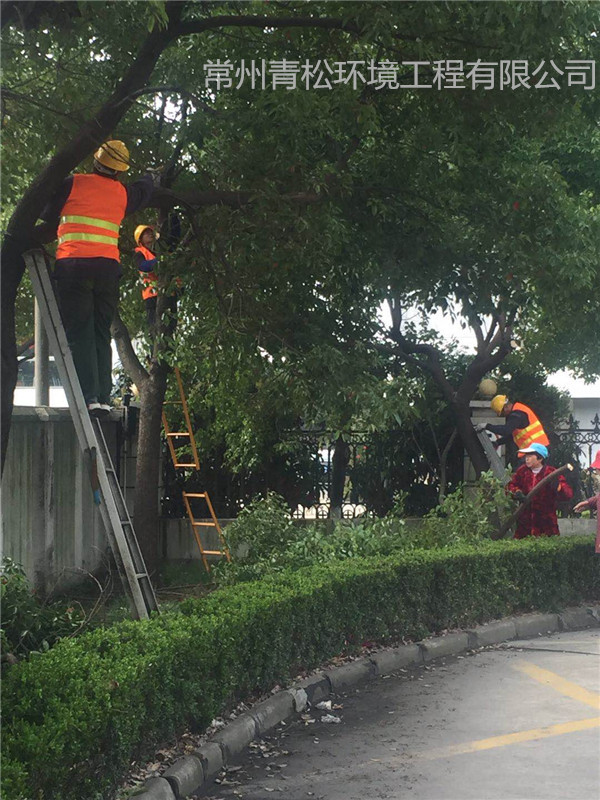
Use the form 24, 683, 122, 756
40, 140, 158, 416
506, 443, 573, 539
574, 451, 600, 554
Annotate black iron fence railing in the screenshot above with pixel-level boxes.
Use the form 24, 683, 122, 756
160, 416, 599, 521
553, 414, 600, 509
161, 427, 463, 520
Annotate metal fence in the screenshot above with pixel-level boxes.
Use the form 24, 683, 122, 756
555, 413, 600, 465
554, 414, 600, 505
161, 416, 600, 521
162, 427, 463, 520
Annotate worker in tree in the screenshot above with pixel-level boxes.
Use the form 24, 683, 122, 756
506, 443, 573, 538
478, 394, 550, 451
133, 216, 181, 338
134, 224, 160, 331
40, 140, 159, 417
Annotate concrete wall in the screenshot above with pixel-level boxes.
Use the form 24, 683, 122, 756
569, 397, 600, 468
571, 397, 600, 430
557, 517, 597, 537
1, 407, 119, 593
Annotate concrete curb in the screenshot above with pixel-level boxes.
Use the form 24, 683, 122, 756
212, 713, 257, 765
163, 756, 204, 799
135, 604, 600, 798
192, 742, 223, 783
132, 776, 175, 799
249, 691, 295, 736
514, 612, 560, 638
420, 631, 470, 662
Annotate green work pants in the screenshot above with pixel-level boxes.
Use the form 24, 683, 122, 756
55, 273, 120, 404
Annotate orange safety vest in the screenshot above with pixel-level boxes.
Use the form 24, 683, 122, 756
56, 173, 127, 262
512, 402, 550, 449
135, 245, 159, 300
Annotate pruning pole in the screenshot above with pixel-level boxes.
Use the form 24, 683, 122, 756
494, 463, 574, 540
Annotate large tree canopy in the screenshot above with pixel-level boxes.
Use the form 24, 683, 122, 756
2, 1, 599, 505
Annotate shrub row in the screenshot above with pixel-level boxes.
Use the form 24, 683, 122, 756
2, 536, 599, 800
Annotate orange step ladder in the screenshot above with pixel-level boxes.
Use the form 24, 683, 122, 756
162, 367, 231, 572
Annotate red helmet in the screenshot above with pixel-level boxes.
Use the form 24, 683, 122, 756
590, 451, 600, 470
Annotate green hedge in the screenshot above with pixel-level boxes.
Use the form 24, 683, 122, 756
2, 537, 599, 800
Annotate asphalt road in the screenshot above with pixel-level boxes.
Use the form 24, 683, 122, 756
205, 629, 600, 800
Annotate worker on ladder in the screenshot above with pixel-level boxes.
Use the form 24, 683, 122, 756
133, 216, 181, 339
478, 394, 550, 452
39, 140, 160, 417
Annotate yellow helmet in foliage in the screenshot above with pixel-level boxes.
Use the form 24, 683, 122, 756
134, 225, 156, 245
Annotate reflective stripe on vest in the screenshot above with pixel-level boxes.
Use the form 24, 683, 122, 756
512, 402, 550, 448
56, 173, 127, 262
60, 214, 120, 233
136, 245, 159, 300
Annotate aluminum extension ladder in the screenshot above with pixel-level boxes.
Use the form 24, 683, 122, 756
162, 367, 231, 572
25, 249, 159, 620
475, 426, 510, 484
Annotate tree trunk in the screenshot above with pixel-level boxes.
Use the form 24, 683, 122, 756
133, 365, 169, 575
452, 398, 489, 478
438, 428, 457, 503
330, 435, 350, 519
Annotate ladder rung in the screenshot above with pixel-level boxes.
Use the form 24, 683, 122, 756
202, 550, 226, 555
184, 492, 207, 498
136, 573, 149, 580
175, 462, 198, 468
166, 432, 191, 437
192, 521, 217, 527
164, 400, 184, 404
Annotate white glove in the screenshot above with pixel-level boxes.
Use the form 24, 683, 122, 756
474, 423, 487, 433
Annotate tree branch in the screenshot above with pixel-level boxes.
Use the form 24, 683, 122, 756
5, 2, 184, 237
461, 294, 485, 354
371, 337, 456, 405
484, 313, 499, 348
111, 312, 147, 390
148, 186, 321, 211
114, 85, 220, 116
2, 87, 85, 121
174, 15, 361, 39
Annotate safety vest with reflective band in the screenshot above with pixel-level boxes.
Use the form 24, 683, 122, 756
512, 402, 550, 449
56, 173, 127, 262
135, 245, 159, 300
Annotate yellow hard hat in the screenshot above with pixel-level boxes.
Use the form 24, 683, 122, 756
94, 140, 130, 172
490, 394, 509, 415
134, 225, 155, 245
